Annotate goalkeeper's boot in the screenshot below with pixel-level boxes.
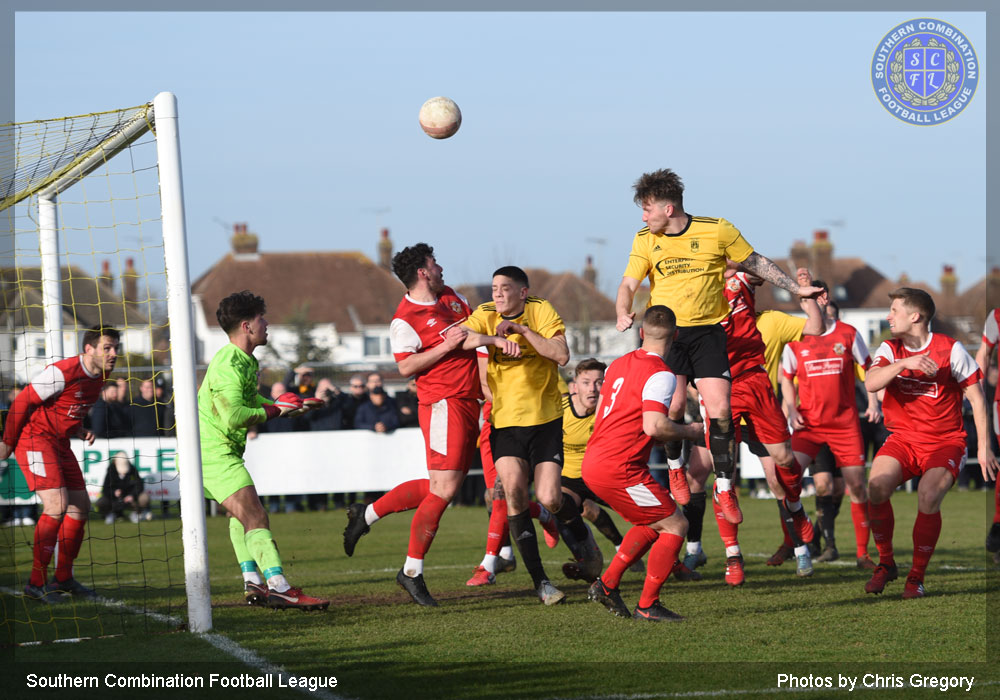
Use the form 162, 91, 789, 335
396, 569, 438, 607
244, 581, 268, 606
48, 577, 97, 600
267, 586, 330, 611
343, 502, 370, 557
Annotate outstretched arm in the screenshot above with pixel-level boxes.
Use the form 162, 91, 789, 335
742, 252, 823, 298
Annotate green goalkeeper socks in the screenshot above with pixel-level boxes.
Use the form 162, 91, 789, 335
245, 528, 284, 580
229, 518, 262, 583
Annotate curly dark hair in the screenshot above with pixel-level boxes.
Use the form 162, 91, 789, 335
392, 243, 435, 288
633, 168, 685, 208
216, 291, 267, 334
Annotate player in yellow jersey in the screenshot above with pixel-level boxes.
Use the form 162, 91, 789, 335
464, 266, 601, 604
615, 168, 822, 525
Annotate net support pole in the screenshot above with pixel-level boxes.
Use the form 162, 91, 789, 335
153, 91, 212, 634
38, 195, 64, 360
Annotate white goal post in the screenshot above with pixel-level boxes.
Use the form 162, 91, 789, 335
2, 92, 211, 634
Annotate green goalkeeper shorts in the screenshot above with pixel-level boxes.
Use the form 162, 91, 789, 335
201, 453, 256, 504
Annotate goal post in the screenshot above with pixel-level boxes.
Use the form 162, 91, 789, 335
0, 92, 211, 638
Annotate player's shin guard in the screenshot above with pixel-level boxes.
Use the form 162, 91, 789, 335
408, 493, 450, 559
372, 479, 430, 518
776, 500, 803, 547
30, 514, 61, 587
592, 508, 623, 546
910, 510, 941, 580
508, 510, 546, 588
603, 526, 658, 588
776, 461, 804, 501
245, 528, 284, 582
54, 515, 87, 582
664, 440, 683, 462
712, 493, 740, 550
639, 532, 684, 608
683, 491, 707, 544
867, 500, 895, 565
708, 416, 737, 482
850, 501, 871, 558
229, 517, 260, 580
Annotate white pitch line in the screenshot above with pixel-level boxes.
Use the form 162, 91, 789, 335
2, 585, 348, 700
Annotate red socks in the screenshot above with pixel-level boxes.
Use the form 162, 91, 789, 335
639, 532, 684, 608
867, 500, 895, 565
486, 498, 509, 556
407, 493, 450, 559
603, 526, 658, 589
372, 479, 430, 518
55, 516, 87, 582
776, 460, 803, 501
30, 514, 62, 587
910, 510, 942, 580
712, 494, 740, 548
851, 501, 871, 558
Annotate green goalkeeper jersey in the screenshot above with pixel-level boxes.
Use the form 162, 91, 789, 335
198, 343, 270, 459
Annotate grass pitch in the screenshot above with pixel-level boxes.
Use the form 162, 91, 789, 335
4, 488, 999, 699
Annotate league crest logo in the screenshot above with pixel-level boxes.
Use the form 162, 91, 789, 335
690, 240, 700, 253
871, 18, 979, 125
833, 343, 846, 355
450, 301, 462, 314
726, 278, 741, 292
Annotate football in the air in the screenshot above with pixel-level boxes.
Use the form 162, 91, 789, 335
418, 97, 462, 139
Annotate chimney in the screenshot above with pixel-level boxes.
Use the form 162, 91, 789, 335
377, 228, 393, 270
898, 272, 910, 285
121, 257, 138, 303
582, 255, 597, 287
811, 230, 833, 283
231, 222, 259, 255
939, 264, 957, 301
789, 240, 810, 274
101, 259, 111, 281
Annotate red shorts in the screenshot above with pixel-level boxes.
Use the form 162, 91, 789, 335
876, 433, 966, 482
730, 368, 791, 446
15, 436, 86, 492
586, 473, 677, 526
418, 397, 479, 472
791, 422, 865, 469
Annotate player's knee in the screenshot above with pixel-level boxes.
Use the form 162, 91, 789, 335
868, 480, 892, 504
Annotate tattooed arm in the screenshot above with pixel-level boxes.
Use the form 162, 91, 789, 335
741, 252, 823, 298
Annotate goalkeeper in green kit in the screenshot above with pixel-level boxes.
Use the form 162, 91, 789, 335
199, 291, 329, 610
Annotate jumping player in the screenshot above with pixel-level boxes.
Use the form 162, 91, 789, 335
974, 307, 1000, 563
1, 326, 119, 601
615, 168, 822, 525
198, 291, 328, 610
864, 288, 998, 597
584, 305, 704, 621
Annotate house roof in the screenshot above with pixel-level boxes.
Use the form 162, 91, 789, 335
191, 252, 405, 331
456, 267, 616, 324
0, 266, 154, 330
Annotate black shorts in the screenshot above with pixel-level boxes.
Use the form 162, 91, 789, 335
744, 436, 770, 459
666, 324, 731, 380
810, 444, 838, 475
561, 475, 608, 507
490, 418, 563, 469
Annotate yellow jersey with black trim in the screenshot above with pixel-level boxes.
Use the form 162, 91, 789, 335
561, 394, 595, 479
755, 310, 806, 393
465, 296, 566, 429
623, 215, 754, 326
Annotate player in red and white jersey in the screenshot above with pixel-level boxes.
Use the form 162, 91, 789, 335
582, 306, 704, 622
0, 326, 120, 601
863, 288, 997, 598
974, 307, 1000, 561
781, 283, 882, 569
341, 243, 517, 606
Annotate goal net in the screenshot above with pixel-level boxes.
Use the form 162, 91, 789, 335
0, 93, 211, 644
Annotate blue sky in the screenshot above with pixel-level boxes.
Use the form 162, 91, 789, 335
13, 11, 987, 299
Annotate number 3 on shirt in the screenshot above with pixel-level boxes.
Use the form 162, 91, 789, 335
602, 377, 625, 419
